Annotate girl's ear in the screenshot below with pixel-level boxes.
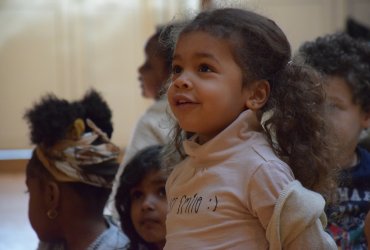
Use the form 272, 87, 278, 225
362, 111, 370, 129
45, 181, 60, 210
245, 79, 270, 111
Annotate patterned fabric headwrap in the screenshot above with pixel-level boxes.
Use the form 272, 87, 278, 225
36, 118, 120, 188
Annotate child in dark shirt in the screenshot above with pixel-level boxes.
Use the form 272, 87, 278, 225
297, 32, 370, 249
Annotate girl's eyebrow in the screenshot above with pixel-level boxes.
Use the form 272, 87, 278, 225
132, 177, 166, 189
194, 52, 219, 63
172, 53, 183, 61
173, 52, 220, 64
327, 95, 347, 105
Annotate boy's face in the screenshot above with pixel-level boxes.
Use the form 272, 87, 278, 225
324, 76, 370, 168
168, 31, 248, 144
130, 169, 167, 247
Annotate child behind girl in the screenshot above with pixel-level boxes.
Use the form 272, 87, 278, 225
24, 89, 127, 249
120, 25, 173, 164
115, 145, 167, 250
163, 8, 337, 249
106, 25, 176, 218
297, 32, 370, 249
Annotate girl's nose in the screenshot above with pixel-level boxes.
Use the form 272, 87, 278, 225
142, 195, 156, 211
138, 60, 148, 74
138, 63, 145, 74
173, 74, 193, 89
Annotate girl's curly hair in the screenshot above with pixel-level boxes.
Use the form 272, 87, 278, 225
24, 89, 113, 147
162, 8, 338, 199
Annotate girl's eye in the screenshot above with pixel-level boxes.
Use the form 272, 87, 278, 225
158, 186, 166, 198
326, 102, 343, 111
172, 65, 182, 74
130, 190, 143, 200
199, 64, 212, 73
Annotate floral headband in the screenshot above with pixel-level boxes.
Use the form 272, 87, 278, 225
36, 118, 120, 188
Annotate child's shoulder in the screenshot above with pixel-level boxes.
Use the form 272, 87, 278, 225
144, 97, 168, 114
358, 146, 370, 166
251, 143, 281, 163
246, 142, 294, 180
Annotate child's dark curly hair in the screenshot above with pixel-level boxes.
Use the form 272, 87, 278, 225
297, 32, 370, 113
24, 89, 113, 147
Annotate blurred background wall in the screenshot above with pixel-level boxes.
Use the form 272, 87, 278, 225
0, 0, 369, 152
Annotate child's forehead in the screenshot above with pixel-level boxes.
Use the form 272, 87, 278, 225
325, 76, 351, 92
324, 76, 356, 102
136, 169, 167, 187
145, 39, 160, 52
175, 31, 233, 55
178, 30, 221, 42
144, 37, 164, 57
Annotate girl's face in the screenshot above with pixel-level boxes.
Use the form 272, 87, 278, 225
26, 176, 51, 241
138, 37, 169, 99
130, 169, 167, 248
168, 31, 248, 144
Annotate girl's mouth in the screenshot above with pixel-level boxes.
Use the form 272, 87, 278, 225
140, 217, 161, 226
177, 99, 193, 105
172, 94, 198, 106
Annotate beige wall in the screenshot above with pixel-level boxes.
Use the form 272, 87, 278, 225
0, 0, 369, 151
0, 0, 199, 150
347, 0, 370, 27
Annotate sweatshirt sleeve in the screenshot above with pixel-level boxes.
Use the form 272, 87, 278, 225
266, 180, 337, 250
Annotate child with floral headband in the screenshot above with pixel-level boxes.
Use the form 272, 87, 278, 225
24, 89, 127, 250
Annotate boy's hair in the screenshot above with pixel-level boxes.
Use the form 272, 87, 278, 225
24, 89, 118, 212
297, 32, 370, 113
164, 8, 337, 198
115, 145, 164, 250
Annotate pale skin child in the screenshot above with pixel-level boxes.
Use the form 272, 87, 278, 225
115, 145, 167, 250
24, 90, 127, 250
163, 8, 338, 249
297, 32, 370, 249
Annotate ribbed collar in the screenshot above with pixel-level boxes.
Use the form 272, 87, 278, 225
183, 110, 263, 164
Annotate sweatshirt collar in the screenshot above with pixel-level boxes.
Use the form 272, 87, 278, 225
183, 110, 263, 163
